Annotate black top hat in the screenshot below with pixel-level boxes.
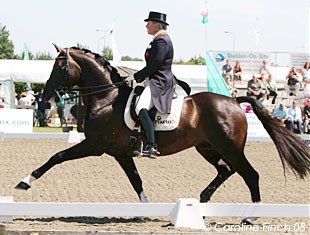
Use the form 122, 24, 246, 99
144, 11, 169, 25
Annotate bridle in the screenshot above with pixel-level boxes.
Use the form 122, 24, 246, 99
54, 48, 127, 102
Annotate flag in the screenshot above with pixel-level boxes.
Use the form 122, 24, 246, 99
23, 43, 31, 91
206, 51, 231, 97
23, 43, 30, 60
201, 1, 209, 24
201, 9, 208, 24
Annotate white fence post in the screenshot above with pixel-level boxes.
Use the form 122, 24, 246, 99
170, 198, 205, 229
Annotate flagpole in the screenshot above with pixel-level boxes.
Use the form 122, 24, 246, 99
255, 17, 259, 51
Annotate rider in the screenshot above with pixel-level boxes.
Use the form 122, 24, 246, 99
126, 11, 176, 158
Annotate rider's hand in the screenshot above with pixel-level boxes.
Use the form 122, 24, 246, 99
125, 74, 135, 82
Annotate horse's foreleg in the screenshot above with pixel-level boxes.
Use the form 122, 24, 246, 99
15, 138, 105, 190
115, 155, 148, 203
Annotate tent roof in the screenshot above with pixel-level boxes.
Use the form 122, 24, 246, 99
0, 60, 54, 83
0, 60, 208, 87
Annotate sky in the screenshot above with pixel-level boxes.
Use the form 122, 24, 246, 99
0, 0, 309, 61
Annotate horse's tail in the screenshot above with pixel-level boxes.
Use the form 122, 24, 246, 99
236, 96, 310, 179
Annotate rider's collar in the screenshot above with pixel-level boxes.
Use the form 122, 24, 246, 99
152, 30, 166, 41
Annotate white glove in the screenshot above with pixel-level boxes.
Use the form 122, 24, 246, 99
125, 74, 135, 82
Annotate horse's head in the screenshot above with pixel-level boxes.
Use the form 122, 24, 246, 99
44, 44, 81, 101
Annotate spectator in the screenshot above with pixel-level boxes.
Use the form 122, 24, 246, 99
302, 98, 310, 134
302, 61, 310, 82
302, 62, 310, 98
18, 92, 31, 107
265, 74, 278, 104
287, 100, 303, 134
259, 60, 271, 81
273, 102, 289, 128
35, 88, 47, 127
247, 74, 267, 101
225, 76, 238, 98
57, 93, 69, 126
285, 67, 302, 96
222, 59, 233, 82
0, 83, 6, 108
233, 60, 243, 87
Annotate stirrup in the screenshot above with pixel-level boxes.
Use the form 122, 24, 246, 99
133, 144, 159, 159
142, 145, 159, 159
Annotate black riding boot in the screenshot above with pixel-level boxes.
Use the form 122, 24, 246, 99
138, 108, 158, 158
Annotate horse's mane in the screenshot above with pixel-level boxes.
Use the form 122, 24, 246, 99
71, 47, 123, 83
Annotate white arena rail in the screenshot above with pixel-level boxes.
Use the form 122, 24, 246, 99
0, 197, 309, 230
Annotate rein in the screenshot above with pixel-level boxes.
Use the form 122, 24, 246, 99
60, 81, 127, 101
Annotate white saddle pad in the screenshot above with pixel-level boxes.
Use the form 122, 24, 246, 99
124, 91, 184, 131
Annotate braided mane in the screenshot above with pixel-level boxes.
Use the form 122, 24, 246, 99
70, 47, 122, 83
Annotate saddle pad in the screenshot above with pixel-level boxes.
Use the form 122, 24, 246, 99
124, 91, 184, 131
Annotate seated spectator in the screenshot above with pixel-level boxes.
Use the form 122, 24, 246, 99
222, 59, 233, 82
287, 100, 303, 134
265, 74, 278, 104
303, 97, 310, 134
302, 62, 310, 98
233, 60, 243, 87
285, 67, 302, 96
247, 74, 267, 101
259, 60, 271, 81
302, 61, 310, 82
0, 82, 6, 108
225, 76, 238, 98
273, 102, 289, 128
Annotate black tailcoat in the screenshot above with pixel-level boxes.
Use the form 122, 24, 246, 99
134, 33, 176, 114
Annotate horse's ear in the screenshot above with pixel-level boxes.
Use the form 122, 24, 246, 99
53, 43, 65, 53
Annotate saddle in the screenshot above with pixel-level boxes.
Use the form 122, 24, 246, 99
124, 86, 184, 132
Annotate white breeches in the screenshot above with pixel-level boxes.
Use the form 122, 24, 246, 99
284, 83, 301, 95
135, 80, 154, 115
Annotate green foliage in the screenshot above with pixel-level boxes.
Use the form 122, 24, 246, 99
0, 24, 15, 59
121, 55, 143, 61
34, 51, 54, 60
102, 47, 113, 60
76, 42, 89, 50
14, 82, 45, 99
188, 55, 206, 65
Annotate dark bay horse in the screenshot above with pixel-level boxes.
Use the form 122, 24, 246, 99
16, 45, 310, 215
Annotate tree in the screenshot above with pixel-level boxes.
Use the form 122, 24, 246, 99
102, 47, 113, 60
121, 55, 143, 61
0, 24, 14, 59
34, 51, 54, 60
186, 55, 206, 65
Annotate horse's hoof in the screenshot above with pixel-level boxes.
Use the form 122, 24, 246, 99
15, 181, 30, 190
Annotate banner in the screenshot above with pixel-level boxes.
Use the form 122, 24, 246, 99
0, 109, 33, 133
290, 53, 310, 68
245, 113, 269, 138
210, 51, 271, 74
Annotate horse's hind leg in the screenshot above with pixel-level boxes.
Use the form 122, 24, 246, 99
196, 144, 236, 203
15, 138, 105, 190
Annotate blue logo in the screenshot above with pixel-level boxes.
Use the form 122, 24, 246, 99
215, 53, 225, 62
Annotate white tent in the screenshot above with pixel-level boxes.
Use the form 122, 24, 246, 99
0, 60, 54, 83
0, 59, 210, 108
0, 60, 54, 108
